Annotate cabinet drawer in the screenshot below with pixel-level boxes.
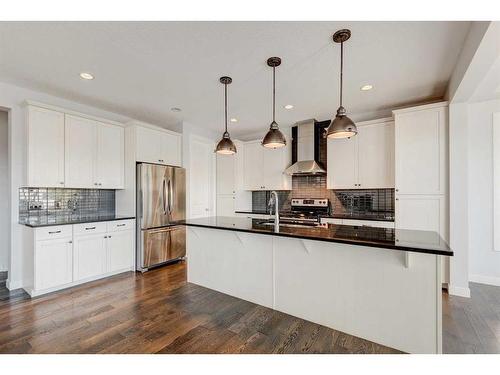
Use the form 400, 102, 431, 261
107, 219, 134, 232
35, 225, 72, 241
73, 222, 107, 236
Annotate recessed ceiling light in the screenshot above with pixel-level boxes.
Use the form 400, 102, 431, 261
170, 107, 182, 112
284, 104, 294, 110
360, 84, 373, 91
79, 72, 94, 80
230, 118, 238, 123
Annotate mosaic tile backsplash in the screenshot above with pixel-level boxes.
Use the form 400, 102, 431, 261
252, 175, 394, 216
19, 188, 115, 221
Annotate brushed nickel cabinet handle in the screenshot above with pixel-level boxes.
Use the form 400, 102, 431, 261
117, 224, 126, 227
85, 227, 96, 230
48, 230, 61, 234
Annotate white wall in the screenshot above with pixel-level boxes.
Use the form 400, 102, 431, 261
0, 111, 8, 272
468, 99, 500, 285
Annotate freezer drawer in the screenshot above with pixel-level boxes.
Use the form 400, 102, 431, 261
139, 226, 186, 270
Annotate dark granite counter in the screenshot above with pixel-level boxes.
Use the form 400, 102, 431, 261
179, 216, 452, 256
235, 210, 394, 222
20, 215, 135, 228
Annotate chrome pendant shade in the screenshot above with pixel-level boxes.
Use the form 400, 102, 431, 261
215, 76, 237, 154
326, 29, 358, 139
262, 57, 286, 149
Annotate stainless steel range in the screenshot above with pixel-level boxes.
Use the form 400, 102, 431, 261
279, 198, 330, 226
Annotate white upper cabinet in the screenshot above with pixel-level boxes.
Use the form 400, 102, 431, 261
217, 153, 236, 195
96, 123, 124, 189
26, 103, 125, 189
394, 103, 447, 195
242, 139, 291, 191
358, 121, 394, 189
65, 115, 96, 188
327, 136, 358, 189
27, 106, 65, 188
243, 141, 265, 190
135, 125, 182, 167
327, 119, 394, 189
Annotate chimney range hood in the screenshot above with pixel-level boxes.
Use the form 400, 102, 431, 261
284, 119, 327, 176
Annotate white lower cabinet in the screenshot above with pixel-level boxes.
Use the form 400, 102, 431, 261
35, 237, 73, 291
73, 232, 107, 281
26, 219, 135, 297
107, 229, 134, 273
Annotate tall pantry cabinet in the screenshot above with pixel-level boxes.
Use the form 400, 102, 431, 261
393, 102, 449, 283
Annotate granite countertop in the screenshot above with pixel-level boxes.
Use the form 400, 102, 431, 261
20, 214, 136, 228
179, 216, 452, 256
235, 210, 394, 222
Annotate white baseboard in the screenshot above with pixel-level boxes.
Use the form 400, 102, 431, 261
6, 279, 22, 291
448, 284, 471, 298
469, 274, 500, 287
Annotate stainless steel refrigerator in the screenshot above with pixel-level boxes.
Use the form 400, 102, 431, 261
136, 163, 186, 272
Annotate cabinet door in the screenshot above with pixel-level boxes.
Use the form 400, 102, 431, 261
107, 230, 134, 273
217, 195, 235, 216
136, 126, 163, 164
263, 146, 291, 190
327, 137, 358, 189
395, 195, 447, 244
395, 107, 446, 194
73, 234, 107, 281
243, 142, 264, 190
65, 115, 97, 188
35, 238, 73, 290
217, 153, 236, 195
96, 123, 124, 189
27, 106, 65, 187
161, 132, 182, 167
358, 122, 394, 189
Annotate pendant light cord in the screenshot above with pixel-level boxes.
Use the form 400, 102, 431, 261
340, 41, 343, 108
224, 82, 228, 133
272, 66, 276, 123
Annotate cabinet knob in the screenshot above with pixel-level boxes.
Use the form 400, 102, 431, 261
59, 182, 64, 185
395, 198, 399, 201
396, 189, 399, 192
68, 241, 72, 244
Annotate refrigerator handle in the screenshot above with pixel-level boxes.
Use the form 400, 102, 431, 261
168, 178, 173, 214
162, 178, 167, 215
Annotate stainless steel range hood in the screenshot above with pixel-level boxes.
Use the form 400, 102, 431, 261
284, 119, 326, 176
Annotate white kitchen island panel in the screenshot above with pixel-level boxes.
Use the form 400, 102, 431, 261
186, 225, 442, 354
187, 227, 274, 308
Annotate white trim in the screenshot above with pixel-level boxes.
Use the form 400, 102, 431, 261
6, 279, 22, 291
356, 117, 394, 127
23, 100, 126, 127
392, 101, 449, 115
126, 120, 181, 136
469, 273, 500, 287
448, 284, 471, 298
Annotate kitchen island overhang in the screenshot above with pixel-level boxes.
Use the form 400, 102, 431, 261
180, 217, 453, 354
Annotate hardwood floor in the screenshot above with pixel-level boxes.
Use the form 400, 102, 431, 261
0, 262, 498, 354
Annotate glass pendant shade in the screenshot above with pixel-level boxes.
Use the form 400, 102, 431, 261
326, 29, 357, 140
215, 131, 237, 154
215, 76, 237, 154
262, 57, 286, 149
326, 106, 357, 139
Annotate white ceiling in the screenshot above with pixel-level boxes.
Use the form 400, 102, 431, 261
0, 21, 470, 138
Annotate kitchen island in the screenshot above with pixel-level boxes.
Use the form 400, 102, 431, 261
181, 216, 452, 354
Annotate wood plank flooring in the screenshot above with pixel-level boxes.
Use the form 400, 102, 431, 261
0, 262, 499, 354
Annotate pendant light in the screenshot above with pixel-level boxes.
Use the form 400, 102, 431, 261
215, 76, 237, 155
262, 57, 286, 149
326, 29, 358, 139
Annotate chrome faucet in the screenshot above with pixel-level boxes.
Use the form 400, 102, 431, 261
268, 191, 280, 231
